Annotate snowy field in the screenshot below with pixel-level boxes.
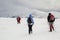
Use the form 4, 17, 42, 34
0, 18, 60, 40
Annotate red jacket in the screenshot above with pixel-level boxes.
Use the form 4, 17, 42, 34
17, 17, 21, 21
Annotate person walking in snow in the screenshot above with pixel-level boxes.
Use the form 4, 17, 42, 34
27, 14, 34, 34
17, 16, 21, 24
47, 13, 55, 32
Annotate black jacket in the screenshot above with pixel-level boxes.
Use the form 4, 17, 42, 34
27, 17, 32, 23
47, 15, 55, 22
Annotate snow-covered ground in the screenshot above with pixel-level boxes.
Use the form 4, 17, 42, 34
0, 18, 60, 40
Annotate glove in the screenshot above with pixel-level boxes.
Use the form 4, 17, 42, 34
30, 23, 33, 25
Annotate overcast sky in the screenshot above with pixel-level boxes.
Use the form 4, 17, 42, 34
0, 0, 60, 17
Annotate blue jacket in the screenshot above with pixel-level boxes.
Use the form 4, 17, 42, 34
27, 14, 34, 24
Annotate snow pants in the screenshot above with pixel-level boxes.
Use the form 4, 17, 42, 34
28, 25, 33, 34
49, 22, 54, 32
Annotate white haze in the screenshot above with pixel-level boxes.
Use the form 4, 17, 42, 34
0, 0, 60, 18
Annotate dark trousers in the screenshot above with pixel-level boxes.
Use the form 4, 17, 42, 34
49, 22, 54, 32
28, 25, 33, 34
50, 24, 54, 32
17, 20, 20, 23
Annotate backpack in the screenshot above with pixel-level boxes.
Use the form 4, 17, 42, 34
50, 15, 55, 21
17, 17, 21, 21
27, 17, 32, 23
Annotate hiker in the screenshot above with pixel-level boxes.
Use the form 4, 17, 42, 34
17, 16, 21, 24
47, 13, 55, 32
27, 14, 34, 34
